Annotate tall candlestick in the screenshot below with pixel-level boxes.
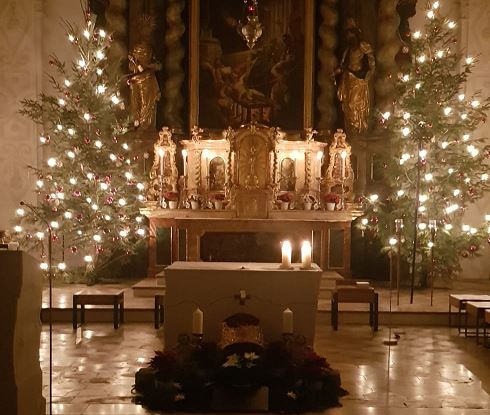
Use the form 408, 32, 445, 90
280, 240, 292, 269
282, 308, 293, 334
158, 148, 165, 177
301, 240, 312, 269
192, 307, 203, 335
182, 149, 188, 177
340, 150, 347, 180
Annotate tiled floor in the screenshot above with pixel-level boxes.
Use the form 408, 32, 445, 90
42, 317, 490, 414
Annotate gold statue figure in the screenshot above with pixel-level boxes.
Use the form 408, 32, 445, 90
128, 44, 162, 130
336, 19, 375, 135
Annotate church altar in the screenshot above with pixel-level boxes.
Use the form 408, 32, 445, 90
163, 261, 322, 349
142, 125, 361, 276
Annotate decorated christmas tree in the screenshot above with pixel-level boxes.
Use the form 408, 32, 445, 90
360, 1, 490, 287
13, 8, 147, 279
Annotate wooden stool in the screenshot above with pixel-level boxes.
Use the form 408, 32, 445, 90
72, 289, 124, 329
448, 294, 490, 334
465, 301, 490, 344
331, 287, 378, 331
484, 310, 490, 348
154, 294, 165, 329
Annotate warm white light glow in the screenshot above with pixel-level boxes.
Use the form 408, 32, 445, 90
122, 143, 129, 150
119, 230, 129, 238
109, 153, 117, 161
67, 150, 75, 159
402, 127, 410, 136
482, 173, 489, 181
36, 231, 45, 240
16, 208, 25, 216
58, 262, 66, 271
419, 194, 428, 203
83, 113, 90, 121
462, 224, 470, 232
403, 112, 411, 120
471, 100, 480, 108
125, 172, 133, 180
95, 140, 102, 148
36, 180, 44, 188
432, 1, 440, 9
47, 158, 57, 167
418, 223, 427, 230
83, 29, 90, 39
419, 149, 427, 158
96, 68, 103, 75
137, 228, 145, 236
413, 30, 421, 39
50, 221, 59, 229
87, 173, 94, 180
361, 218, 368, 226
68, 34, 75, 42
444, 224, 453, 231
111, 95, 120, 104
417, 55, 426, 63
402, 74, 410, 82
136, 183, 144, 191
397, 190, 405, 197
100, 183, 108, 190
91, 203, 98, 211
448, 20, 456, 29
441, 141, 448, 149
458, 94, 465, 101
96, 84, 106, 94
382, 111, 391, 120
84, 255, 93, 263
40, 262, 49, 270
448, 168, 454, 174
118, 198, 126, 206
427, 10, 435, 19
462, 134, 470, 141
78, 58, 87, 69
443, 107, 452, 116
369, 194, 379, 202
68, 128, 75, 136
96, 50, 105, 60
466, 57, 474, 64
14, 225, 22, 233
136, 216, 143, 223
93, 234, 102, 242
69, 177, 77, 185
389, 238, 397, 246
415, 82, 421, 89
424, 173, 433, 181
58, 98, 66, 106
64, 211, 73, 219
461, 113, 468, 120
99, 29, 106, 38
436, 50, 444, 59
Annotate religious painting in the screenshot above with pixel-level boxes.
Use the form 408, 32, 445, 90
193, 0, 311, 131
209, 156, 226, 191
279, 157, 295, 191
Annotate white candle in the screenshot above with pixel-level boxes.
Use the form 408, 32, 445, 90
282, 308, 293, 334
340, 150, 347, 180
316, 151, 323, 178
158, 148, 165, 177
192, 307, 203, 335
301, 240, 312, 269
182, 149, 188, 177
281, 240, 292, 269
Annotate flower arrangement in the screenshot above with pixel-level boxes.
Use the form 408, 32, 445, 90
210, 193, 225, 202
323, 193, 340, 204
302, 194, 316, 203
277, 192, 294, 203
134, 334, 347, 412
163, 191, 179, 201
188, 193, 200, 202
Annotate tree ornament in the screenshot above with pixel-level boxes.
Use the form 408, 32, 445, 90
469, 245, 478, 253
487, 237, 490, 245
370, 216, 379, 225
71, 246, 78, 253
461, 251, 469, 258
73, 190, 81, 197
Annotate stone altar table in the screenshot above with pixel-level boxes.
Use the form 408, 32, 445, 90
164, 261, 322, 349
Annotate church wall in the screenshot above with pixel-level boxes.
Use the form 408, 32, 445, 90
0, 0, 82, 231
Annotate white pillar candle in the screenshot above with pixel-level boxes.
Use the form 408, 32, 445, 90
281, 240, 292, 269
158, 148, 165, 176
192, 307, 203, 335
316, 151, 323, 178
301, 240, 312, 269
282, 308, 294, 334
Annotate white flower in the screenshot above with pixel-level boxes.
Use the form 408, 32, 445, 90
222, 354, 240, 368
174, 393, 185, 402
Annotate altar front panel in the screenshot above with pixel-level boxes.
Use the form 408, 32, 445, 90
164, 262, 322, 349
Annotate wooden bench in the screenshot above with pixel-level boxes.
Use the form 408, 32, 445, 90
331, 287, 378, 331
154, 294, 165, 329
484, 310, 490, 348
448, 294, 490, 334
73, 289, 124, 329
465, 301, 490, 345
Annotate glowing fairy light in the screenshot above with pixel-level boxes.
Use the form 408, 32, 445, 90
413, 31, 421, 39
47, 158, 57, 167
111, 95, 120, 104
402, 127, 410, 137
64, 211, 72, 219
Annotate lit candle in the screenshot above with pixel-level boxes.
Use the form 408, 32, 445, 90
340, 150, 347, 180
281, 240, 292, 269
301, 240, 312, 269
182, 149, 188, 177
282, 308, 293, 334
316, 151, 323, 178
192, 307, 203, 335
157, 148, 165, 177
395, 218, 404, 233
203, 149, 210, 183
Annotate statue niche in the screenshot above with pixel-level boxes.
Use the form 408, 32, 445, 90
209, 156, 226, 191
279, 157, 295, 192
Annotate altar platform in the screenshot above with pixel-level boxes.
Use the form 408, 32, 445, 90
40, 277, 490, 327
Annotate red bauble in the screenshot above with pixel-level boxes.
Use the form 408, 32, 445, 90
71, 246, 78, 253
106, 196, 114, 204
52, 234, 59, 241
461, 251, 469, 258
487, 237, 490, 244
469, 245, 478, 253
76, 213, 83, 221
96, 246, 103, 253
370, 216, 379, 225
84, 137, 91, 145
73, 190, 81, 197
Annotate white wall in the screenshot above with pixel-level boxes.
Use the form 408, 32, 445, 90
0, 0, 82, 231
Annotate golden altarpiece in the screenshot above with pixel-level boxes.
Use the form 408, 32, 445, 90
104, 0, 414, 277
